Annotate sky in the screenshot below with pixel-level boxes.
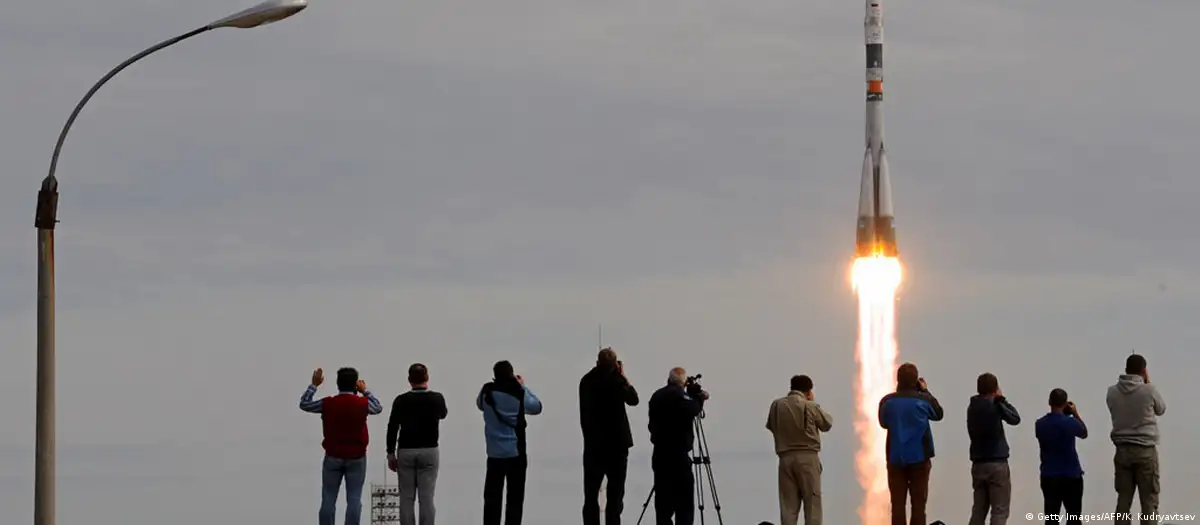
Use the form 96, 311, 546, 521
2, 0, 1199, 523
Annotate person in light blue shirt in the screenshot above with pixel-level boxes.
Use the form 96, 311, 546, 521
476, 360, 543, 525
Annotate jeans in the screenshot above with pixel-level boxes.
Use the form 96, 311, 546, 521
396, 448, 440, 525
320, 455, 367, 525
583, 447, 629, 525
483, 456, 528, 525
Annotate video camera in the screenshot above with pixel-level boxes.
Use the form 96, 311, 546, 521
685, 374, 703, 396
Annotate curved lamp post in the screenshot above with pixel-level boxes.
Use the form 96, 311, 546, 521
33, 1, 307, 523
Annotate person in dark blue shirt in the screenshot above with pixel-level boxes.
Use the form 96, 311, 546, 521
1035, 388, 1088, 525
879, 362, 944, 525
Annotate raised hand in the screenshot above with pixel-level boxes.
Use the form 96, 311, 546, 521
312, 368, 324, 387
356, 379, 367, 393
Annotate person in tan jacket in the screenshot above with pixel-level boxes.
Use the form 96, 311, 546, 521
766, 375, 833, 525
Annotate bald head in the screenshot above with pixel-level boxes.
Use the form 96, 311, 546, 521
668, 367, 687, 386
598, 347, 618, 369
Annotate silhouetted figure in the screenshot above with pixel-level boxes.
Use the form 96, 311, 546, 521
647, 367, 707, 525
580, 347, 639, 525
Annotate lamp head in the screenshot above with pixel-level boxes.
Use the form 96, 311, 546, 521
209, 0, 307, 29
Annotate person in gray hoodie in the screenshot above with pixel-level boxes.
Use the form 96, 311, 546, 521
1106, 354, 1166, 525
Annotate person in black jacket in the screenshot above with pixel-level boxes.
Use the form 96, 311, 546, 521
385, 363, 448, 525
579, 347, 640, 525
648, 367, 707, 525
966, 372, 1020, 525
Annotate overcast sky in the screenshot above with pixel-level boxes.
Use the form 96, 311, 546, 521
2, 0, 1199, 523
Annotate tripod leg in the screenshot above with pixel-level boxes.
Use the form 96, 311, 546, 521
634, 487, 654, 525
694, 458, 705, 525
704, 464, 723, 525
695, 419, 724, 525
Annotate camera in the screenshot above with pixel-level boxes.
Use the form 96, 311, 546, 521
685, 374, 703, 396
1064, 402, 1075, 417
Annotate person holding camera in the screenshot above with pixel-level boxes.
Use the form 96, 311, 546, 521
385, 363, 448, 525
477, 360, 544, 525
878, 363, 944, 525
1106, 354, 1166, 525
298, 367, 385, 525
766, 374, 833, 525
966, 372, 1021, 525
579, 347, 640, 525
1035, 388, 1088, 525
648, 367, 708, 525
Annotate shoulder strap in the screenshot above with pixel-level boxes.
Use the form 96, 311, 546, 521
486, 391, 518, 429
485, 390, 527, 429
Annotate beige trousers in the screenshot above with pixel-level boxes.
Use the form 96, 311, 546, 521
778, 451, 822, 525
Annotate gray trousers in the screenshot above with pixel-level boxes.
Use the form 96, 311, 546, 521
395, 448, 440, 525
969, 461, 1011, 525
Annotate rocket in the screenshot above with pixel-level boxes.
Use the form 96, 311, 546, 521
855, 0, 898, 258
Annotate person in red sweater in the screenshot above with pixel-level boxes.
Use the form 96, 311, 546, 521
300, 367, 384, 525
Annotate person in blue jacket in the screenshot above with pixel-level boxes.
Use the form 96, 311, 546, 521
476, 360, 544, 525
878, 362, 944, 525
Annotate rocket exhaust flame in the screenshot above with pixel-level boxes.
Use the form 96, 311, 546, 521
853, 0, 900, 522
852, 255, 901, 525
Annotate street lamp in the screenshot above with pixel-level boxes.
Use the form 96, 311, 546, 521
32, 1, 307, 523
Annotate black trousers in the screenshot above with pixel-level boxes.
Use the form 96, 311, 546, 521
583, 448, 630, 525
652, 451, 694, 525
484, 456, 527, 525
1040, 476, 1083, 524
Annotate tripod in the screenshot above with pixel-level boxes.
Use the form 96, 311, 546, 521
635, 410, 724, 525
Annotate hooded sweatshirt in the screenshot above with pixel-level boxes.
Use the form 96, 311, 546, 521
966, 394, 1020, 462
1106, 374, 1166, 447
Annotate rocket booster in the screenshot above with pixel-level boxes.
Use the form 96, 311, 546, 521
856, 0, 898, 258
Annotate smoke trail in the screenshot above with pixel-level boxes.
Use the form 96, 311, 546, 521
851, 255, 902, 525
